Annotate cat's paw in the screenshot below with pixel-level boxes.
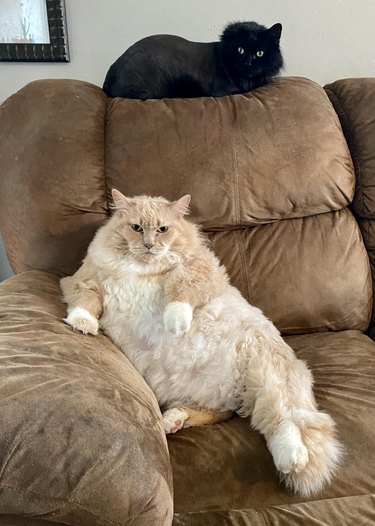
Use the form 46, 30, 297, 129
275, 441, 309, 475
163, 407, 189, 434
64, 307, 99, 335
163, 302, 193, 336
269, 421, 309, 474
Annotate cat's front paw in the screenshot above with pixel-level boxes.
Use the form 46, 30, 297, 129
64, 307, 99, 335
163, 301, 193, 336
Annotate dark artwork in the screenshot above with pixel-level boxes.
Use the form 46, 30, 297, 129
103, 22, 283, 100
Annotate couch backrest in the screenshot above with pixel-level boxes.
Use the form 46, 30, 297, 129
0, 77, 371, 334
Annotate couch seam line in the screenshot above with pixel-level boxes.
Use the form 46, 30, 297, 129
230, 125, 241, 227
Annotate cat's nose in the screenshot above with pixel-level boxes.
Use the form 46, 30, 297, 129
144, 243, 154, 250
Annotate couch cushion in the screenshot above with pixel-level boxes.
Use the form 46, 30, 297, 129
106, 77, 354, 229
325, 78, 375, 220
209, 208, 372, 334
0, 80, 108, 277
169, 330, 375, 525
0, 271, 173, 526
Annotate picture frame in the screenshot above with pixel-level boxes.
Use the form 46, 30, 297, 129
0, 0, 69, 62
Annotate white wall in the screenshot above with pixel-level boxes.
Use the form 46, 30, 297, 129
0, 0, 375, 279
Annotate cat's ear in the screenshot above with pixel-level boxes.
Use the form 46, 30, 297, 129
111, 189, 133, 210
170, 194, 191, 219
268, 23, 282, 43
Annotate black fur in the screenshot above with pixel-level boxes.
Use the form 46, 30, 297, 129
103, 22, 283, 99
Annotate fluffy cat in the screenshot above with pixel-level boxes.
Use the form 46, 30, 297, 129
61, 190, 342, 497
102, 22, 284, 99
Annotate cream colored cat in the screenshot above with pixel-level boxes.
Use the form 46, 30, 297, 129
61, 189, 342, 497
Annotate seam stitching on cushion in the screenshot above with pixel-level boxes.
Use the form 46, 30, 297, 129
324, 87, 365, 217
230, 129, 241, 226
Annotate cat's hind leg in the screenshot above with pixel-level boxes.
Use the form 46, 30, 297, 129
238, 331, 342, 496
162, 406, 233, 434
162, 407, 189, 434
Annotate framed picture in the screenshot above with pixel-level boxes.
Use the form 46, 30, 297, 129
0, 0, 69, 62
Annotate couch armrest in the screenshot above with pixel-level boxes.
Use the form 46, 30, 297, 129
0, 271, 173, 526
325, 78, 375, 338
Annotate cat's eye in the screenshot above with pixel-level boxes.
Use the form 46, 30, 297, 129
157, 226, 169, 233
237, 46, 245, 55
131, 224, 143, 232
256, 50, 264, 57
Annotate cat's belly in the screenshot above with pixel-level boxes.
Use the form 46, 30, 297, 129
100, 278, 277, 412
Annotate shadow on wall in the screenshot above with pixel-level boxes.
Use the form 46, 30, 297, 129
0, 233, 13, 281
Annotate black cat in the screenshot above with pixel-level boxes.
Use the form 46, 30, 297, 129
103, 22, 283, 100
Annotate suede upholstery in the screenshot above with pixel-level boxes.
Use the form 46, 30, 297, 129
171, 331, 375, 525
0, 77, 374, 525
325, 78, 375, 338
0, 272, 173, 526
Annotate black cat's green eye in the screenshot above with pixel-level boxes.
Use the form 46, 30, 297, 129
157, 226, 169, 233
256, 50, 264, 57
131, 224, 143, 232
237, 46, 245, 55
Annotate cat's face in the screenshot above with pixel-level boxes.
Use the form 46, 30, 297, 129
220, 22, 283, 79
110, 190, 193, 266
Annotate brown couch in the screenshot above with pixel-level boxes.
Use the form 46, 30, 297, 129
0, 76, 374, 525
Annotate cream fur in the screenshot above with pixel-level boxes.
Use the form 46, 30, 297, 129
163, 301, 193, 335
64, 306, 99, 335
61, 191, 342, 497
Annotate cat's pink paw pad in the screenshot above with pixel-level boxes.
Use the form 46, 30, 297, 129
64, 307, 99, 335
162, 408, 189, 434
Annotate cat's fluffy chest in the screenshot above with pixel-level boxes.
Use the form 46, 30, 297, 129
102, 270, 165, 317
100, 268, 167, 349
98, 265, 244, 411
